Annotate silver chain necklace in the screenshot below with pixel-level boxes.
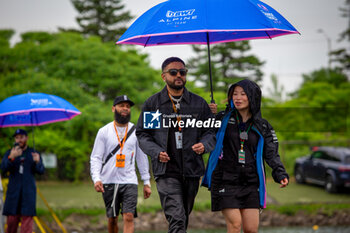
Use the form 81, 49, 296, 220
170, 94, 183, 110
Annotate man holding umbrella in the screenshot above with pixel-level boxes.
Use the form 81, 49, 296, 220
1, 129, 45, 233
136, 57, 216, 232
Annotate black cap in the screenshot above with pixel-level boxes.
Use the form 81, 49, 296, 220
113, 95, 134, 107
13, 129, 28, 137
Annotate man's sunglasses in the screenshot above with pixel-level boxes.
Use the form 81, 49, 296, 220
163, 68, 188, 76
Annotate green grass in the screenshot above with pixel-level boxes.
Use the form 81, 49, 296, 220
36, 179, 350, 218
266, 179, 350, 204
267, 203, 350, 216
265, 179, 350, 216
37, 181, 105, 209
36, 180, 213, 212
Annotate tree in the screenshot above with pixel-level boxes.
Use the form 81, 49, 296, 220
0, 29, 15, 73
266, 67, 350, 142
0, 30, 161, 181
339, 0, 350, 42
188, 41, 264, 92
301, 68, 348, 88
1, 31, 161, 103
0, 29, 14, 47
0, 70, 106, 181
331, 0, 350, 75
71, 0, 132, 42
267, 74, 284, 103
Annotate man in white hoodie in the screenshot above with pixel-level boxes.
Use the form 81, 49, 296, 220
90, 95, 151, 233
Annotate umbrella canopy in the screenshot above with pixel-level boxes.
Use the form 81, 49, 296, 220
117, 0, 299, 46
117, 0, 299, 102
0, 93, 81, 128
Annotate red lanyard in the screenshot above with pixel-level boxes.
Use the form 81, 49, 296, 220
113, 121, 128, 155
168, 92, 182, 131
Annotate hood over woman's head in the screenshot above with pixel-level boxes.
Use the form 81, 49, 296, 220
227, 79, 262, 118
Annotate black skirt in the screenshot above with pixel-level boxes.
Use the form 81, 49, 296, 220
210, 161, 260, 210
211, 112, 261, 210
210, 183, 260, 211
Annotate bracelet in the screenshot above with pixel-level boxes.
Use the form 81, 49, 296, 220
8, 155, 14, 162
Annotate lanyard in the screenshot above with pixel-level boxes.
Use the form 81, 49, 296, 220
113, 121, 128, 155
168, 92, 182, 131
235, 111, 252, 151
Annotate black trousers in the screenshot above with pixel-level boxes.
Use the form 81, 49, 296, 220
156, 176, 200, 233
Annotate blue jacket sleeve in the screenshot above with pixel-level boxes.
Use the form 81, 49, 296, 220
1, 150, 15, 173
33, 154, 45, 175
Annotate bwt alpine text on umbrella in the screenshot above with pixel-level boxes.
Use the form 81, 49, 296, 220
166, 9, 196, 18
160, 9, 198, 24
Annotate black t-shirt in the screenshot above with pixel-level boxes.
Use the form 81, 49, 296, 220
212, 111, 260, 186
165, 96, 183, 178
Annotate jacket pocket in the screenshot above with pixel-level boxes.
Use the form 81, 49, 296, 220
151, 156, 166, 176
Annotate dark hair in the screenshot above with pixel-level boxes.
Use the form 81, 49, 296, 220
161, 57, 186, 71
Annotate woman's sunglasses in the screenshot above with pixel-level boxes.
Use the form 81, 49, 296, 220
163, 68, 188, 76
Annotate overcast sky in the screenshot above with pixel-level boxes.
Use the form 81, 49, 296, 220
0, 0, 348, 97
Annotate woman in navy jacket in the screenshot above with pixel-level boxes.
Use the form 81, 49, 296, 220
202, 79, 288, 233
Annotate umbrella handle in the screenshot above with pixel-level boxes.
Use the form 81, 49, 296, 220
206, 33, 215, 103
32, 125, 35, 151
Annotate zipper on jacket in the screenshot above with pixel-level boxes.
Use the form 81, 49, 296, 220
181, 127, 185, 180
165, 123, 169, 173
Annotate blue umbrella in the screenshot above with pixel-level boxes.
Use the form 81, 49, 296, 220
117, 0, 299, 102
0, 93, 81, 149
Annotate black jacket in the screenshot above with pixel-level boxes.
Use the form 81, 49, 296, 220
215, 110, 288, 183
136, 86, 216, 177
202, 79, 288, 208
225, 79, 288, 183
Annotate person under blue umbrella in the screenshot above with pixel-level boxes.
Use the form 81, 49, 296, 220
1, 129, 45, 233
136, 57, 217, 233
203, 79, 288, 233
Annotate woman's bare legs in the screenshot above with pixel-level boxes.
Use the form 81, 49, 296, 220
222, 208, 259, 233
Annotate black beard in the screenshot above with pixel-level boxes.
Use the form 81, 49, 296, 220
15, 142, 26, 150
114, 111, 130, 124
166, 79, 186, 90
